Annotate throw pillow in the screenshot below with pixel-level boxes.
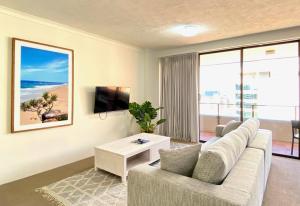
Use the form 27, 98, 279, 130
159, 144, 201, 177
221, 120, 242, 137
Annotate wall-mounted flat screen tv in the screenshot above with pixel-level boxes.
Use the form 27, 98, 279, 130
94, 86, 130, 113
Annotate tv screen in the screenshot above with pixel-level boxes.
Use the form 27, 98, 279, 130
94, 86, 130, 113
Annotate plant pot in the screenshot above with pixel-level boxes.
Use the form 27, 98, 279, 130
141, 129, 154, 133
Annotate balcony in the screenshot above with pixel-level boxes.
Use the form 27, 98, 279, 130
199, 102, 299, 158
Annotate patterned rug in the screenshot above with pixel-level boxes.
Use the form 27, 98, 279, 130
36, 142, 188, 206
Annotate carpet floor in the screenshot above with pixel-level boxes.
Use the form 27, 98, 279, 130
34, 142, 186, 206
0, 155, 300, 206
36, 168, 127, 206
262, 156, 300, 206
0, 157, 94, 206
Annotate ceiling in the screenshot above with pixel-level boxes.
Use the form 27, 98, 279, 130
1, 0, 300, 49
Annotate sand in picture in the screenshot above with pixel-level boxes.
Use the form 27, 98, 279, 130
20, 85, 68, 125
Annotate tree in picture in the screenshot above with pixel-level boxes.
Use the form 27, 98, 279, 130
21, 92, 67, 123
129, 101, 166, 133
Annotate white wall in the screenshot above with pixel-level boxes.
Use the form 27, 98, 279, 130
144, 49, 160, 107
0, 8, 146, 185
145, 26, 300, 106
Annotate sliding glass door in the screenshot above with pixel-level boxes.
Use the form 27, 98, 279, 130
199, 41, 300, 158
243, 42, 299, 157
199, 50, 241, 141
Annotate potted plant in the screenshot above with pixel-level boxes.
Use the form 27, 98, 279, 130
129, 101, 166, 133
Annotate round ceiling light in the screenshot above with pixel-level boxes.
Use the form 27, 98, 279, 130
170, 25, 207, 37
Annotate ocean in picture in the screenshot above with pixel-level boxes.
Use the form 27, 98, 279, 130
20, 80, 66, 103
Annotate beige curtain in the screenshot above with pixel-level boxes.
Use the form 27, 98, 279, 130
159, 53, 199, 143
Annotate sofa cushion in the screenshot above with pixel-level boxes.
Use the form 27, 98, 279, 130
239, 118, 260, 145
128, 164, 251, 206
192, 128, 248, 184
223, 148, 265, 206
159, 144, 201, 177
248, 129, 272, 188
216, 125, 225, 137
221, 120, 242, 137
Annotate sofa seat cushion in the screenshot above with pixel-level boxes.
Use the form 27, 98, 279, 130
248, 129, 272, 188
192, 127, 248, 184
223, 148, 265, 206
159, 144, 201, 177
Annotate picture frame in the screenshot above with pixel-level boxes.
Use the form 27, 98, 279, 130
11, 38, 74, 132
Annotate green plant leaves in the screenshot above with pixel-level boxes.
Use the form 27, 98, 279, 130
128, 101, 166, 133
156, 118, 166, 125
144, 113, 151, 122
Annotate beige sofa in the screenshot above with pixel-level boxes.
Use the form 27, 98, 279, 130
128, 120, 272, 206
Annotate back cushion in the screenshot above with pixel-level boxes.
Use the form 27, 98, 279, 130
192, 127, 248, 184
239, 118, 260, 145
221, 120, 242, 137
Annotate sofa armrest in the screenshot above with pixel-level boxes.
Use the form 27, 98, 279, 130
128, 165, 250, 206
216, 125, 225, 137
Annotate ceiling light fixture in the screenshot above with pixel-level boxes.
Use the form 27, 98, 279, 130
170, 25, 207, 37
265, 49, 276, 55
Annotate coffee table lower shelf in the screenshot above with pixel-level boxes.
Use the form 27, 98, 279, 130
126, 150, 151, 171
94, 134, 170, 182
95, 149, 156, 182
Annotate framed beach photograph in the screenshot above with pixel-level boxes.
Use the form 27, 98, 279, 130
12, 38, 74, 132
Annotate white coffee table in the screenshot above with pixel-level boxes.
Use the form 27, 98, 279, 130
94, 133, 170, 182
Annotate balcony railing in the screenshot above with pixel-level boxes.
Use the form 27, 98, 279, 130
199, 102, 300, 157
199, 102, 299, 143
199, 102, 299, 124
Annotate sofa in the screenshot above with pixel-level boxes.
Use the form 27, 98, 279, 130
128, 119, 272, 206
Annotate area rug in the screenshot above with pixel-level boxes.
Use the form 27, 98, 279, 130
36, 142, 188, 206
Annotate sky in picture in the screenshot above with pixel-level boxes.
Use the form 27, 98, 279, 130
21, 46, 69, 83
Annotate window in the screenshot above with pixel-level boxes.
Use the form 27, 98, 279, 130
199, 41, 300, 157
199, 50, 241, 140
243, 42, 299, 121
